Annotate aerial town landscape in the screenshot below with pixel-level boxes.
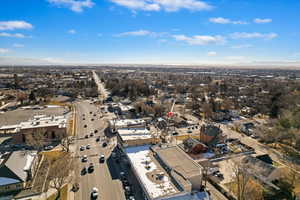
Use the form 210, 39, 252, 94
1, 0, 300, 200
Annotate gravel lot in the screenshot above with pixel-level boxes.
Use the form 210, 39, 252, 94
0, 106, 69, 126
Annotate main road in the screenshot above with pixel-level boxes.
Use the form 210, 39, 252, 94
73, 100, 125, 200
72, 70, 125, 200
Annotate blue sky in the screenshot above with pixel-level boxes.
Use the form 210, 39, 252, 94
0, 0, 300, 65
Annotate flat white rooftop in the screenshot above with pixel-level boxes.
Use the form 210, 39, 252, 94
0, 115, 67, 131
118, 127, 152, 141
109, 119, 146, 127
125, 145, 179, 199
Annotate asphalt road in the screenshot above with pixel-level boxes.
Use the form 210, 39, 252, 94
73, 101, 125, 200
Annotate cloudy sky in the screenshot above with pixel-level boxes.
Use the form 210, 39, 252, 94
0, 0, 300, 65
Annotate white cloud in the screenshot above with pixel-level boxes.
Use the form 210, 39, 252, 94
0, 21, 33, 31
0, 48, 10, 54
0, 32, 25, 38
48, 0, 94, 12
115, 30, 168, 38
207, 51, 217, 56
254, 18, 272, 24
13, 43, 24, 48
173, 34, 225, 45
68, 29, 76, 34
109, 0, 212, 12
209, 17, 247, 24
231, 44, 252, 49
230, 32, 278, 40
115, 30, 152, 37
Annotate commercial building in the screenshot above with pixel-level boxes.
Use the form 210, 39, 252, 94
117, 127, 158, 147
108, 119, 146, 131
0, 115, 67, 144
124, 145, 209, 200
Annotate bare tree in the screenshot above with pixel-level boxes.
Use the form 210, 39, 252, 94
61, 136, 72, 152
48, 153, 74, 200
25, 128, 47, 151
231, 159, 251, 200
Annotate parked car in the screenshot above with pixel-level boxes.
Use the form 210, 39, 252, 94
90, 133, 94, 137
96, 137, 100, 142
85, 135, 89, 139
124, 186, 132, 196
94, 130, 98, 133
86, 144, 91, 149
84, 124, 87, 128
44, 145, 54, 150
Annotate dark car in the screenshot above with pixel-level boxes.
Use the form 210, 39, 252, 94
84, 124, 87, 128
96, 137, 100, 142
85, 135, 89, 139
91, 118, 94, 121
102, 142, 107, 147
81, 167, 87, 175
94, 130, 98, 133
88, 163, 94, 172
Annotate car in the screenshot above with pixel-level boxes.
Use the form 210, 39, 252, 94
91, 187, 99, 199
91, 118, 94, 121
96, 137, 100, 142
81, 166, 87, 175
88, 163, 94, 172
93, 114, 96, 117
84, 124, 87, 128
94, 130, 98, 133
127, 196, 135, 200
90, 133, 94, 137
102, 142, 107, 147
80, 146, 85, 151
120, 172, 126, 180
82, 155, 88, 162
85, 135, 89, 139
124, 186, 132, 196
90, 111, 93, 114
44, 145, 54, 150
99, 154, 105, 163
86, 144, 91, 149
122, 179, 130, 187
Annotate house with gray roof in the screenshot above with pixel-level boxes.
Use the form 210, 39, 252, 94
0, 150, 37, 195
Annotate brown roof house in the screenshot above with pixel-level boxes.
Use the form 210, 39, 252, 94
199, 124, 224, 146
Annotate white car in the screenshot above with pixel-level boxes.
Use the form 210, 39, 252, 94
99, 154, 105, 163
91, 187, 99, 199
82, 155, 88, 162
80, 146, 85, 151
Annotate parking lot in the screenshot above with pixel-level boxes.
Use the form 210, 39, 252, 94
0, 105, 68, 126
